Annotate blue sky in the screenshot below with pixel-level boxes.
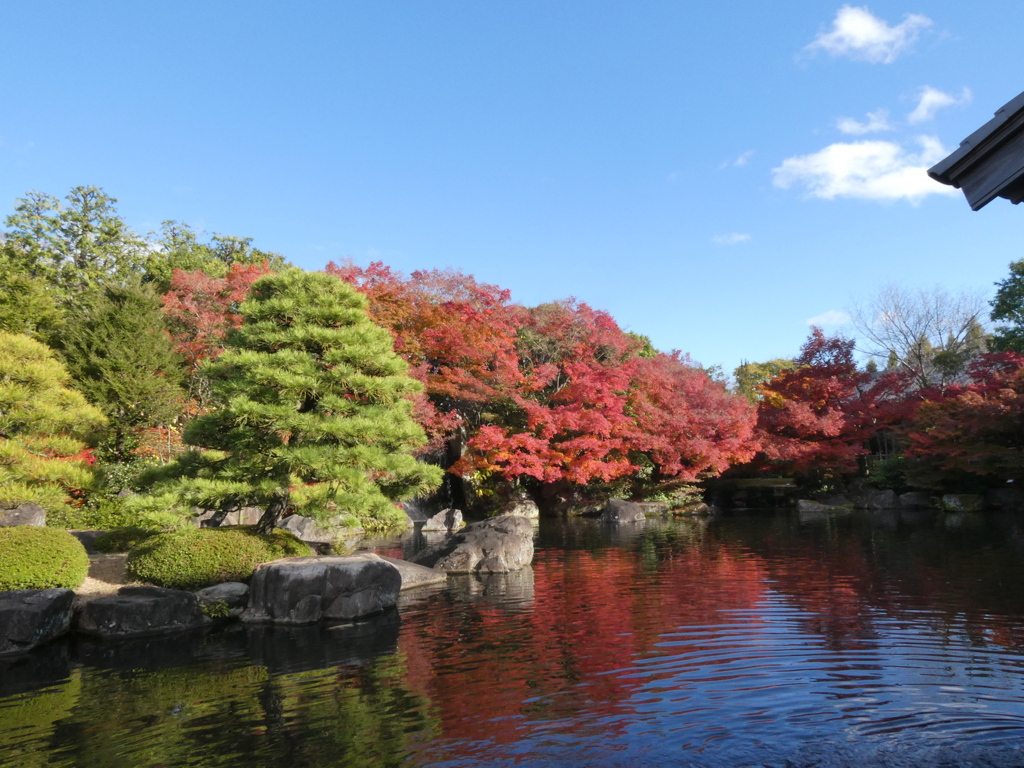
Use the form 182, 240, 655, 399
1, 2, 1021, 376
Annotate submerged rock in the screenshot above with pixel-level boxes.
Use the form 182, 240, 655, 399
600, 499, 646, 523
410, 515, 535, 574
242, 554, 402, 625
0, 589, 75, 655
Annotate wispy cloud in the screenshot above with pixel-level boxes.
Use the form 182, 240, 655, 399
712, 233, 752, 246
836, 108, 892, 135
720, 150, 755, 169
772, 135, 956, 204
806, 5, 932, 64
908, 86, 972, 123
806, 310, 851, 326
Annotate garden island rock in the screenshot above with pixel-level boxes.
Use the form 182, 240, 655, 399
242, 554, 403, 625
410, 514, 534, 574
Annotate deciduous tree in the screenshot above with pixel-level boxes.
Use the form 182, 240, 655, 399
755, 328, 912, 483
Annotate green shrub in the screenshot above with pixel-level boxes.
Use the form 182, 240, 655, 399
0, 526, 90, 590
125, 526, 310, 590
92, 526, 160, 553
47, 498, 139, 530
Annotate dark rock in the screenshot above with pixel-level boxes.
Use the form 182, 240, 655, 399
194, 506, 263, 527
375, 554, 447, 590
0, 589, 75, 655
410, 514, 535, 573
600, 499, 646, 523
242, 554, 402, 624
0, 502, 46, 527
276, 513, 361, 543
421, 507, 464, 532
853, 489, 900, 509
942, 494, 984, 512
899, 491, 933, 509
196, 582, 249, 618
815, 494, 852, 508
796, 499, 844, 513
74, 586, 205, 638
68, 530, 105, 553
501, 496, 540, 519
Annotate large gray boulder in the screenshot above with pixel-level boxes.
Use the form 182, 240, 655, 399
601, 499, 646, 523
375, 555, 447, 590
421, 508, 464, 532
941, 494, 984, 512
74, 586, 205, 638
410, 515, 534, 574
0, 502, 46, 527
501, 495, 540, 520
0, 589, 75, 655
853, 489, 900, 509
242, 554, 402, 624
276, 513, 361, 544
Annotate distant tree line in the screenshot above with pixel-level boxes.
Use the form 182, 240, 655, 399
3, 185, 1023, 531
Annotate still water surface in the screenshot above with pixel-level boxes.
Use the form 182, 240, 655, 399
5, 511, 1024, 767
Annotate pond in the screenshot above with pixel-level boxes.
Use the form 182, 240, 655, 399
5, 510, 1024, 767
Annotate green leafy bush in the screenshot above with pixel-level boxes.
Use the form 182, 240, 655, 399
0, 526, 90, 590
92, 526, 160, 553
47, 498, 140, 530
125, 526, 310, 590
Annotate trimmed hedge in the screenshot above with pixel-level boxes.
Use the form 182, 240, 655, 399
0, 526, 90, 590
125, 527, 311, 590
93, 526, 160, 554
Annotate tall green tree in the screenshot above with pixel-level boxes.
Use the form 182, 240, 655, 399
56, 281, 184, 459
0, 248, 64, 338
0, 332, 106, 511
3, 186, 146, 300
144, 221, 289, 293
991, 259, 1024, 352
733, 358, 796, 403
150, 269, 443, 532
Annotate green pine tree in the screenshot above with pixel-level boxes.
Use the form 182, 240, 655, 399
56, 281, 185, 459
0, 332, 106, 511
150, 268, 443, 532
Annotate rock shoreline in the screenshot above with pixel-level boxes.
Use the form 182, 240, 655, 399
1, 512, 538, 658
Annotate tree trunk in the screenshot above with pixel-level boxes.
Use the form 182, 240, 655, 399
254, 491, 289, 535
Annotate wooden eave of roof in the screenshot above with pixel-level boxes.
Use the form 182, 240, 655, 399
928, 90, 1024, 211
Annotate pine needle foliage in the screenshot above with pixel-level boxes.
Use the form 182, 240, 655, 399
0, 332, 106, 510
156, 269, 443, 531
56, 280, 184, 459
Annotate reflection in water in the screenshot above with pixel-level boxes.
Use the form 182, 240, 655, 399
6, 511, 1024, 766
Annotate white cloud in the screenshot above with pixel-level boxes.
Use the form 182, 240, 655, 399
720, 150, 755, 169
908, 86, 972, 123
806, 5, 932, 64
836, 108, 892, 135
772, 135, 957, 204
712, 233, 752, 245
806, 310, 851, 326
